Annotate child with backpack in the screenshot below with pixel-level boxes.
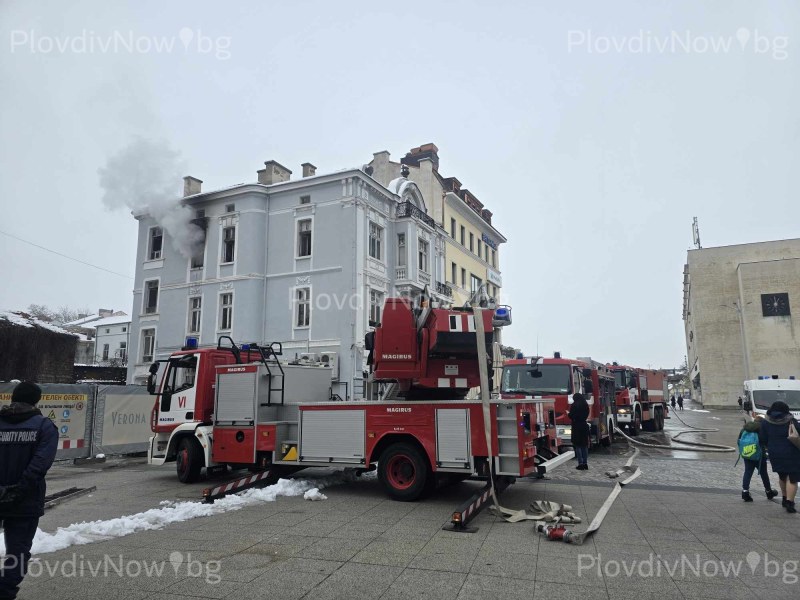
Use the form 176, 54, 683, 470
737, 418, 778, 502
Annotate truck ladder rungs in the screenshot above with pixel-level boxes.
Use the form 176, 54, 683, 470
443, 475, 514, 533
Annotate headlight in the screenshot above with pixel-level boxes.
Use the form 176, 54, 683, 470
617, 408, 629, 414
557, 426, 572, 437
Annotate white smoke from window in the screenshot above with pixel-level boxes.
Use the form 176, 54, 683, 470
99, 137, 204, 259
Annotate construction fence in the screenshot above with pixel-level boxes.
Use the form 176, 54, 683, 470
0, 383, 152, 461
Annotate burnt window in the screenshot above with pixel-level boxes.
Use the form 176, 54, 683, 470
761, 293, 790, 317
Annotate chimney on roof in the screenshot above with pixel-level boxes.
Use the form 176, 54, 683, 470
99, 309, 113, 318
301, 162, 317, 178
481, 209, 493, 224
401, 143, 439, 170
183, 176, 203, 197
257, 160, 292, 185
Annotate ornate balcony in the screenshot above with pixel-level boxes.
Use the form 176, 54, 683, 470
435, 281, 453, 298
395, 266, 407, 280
396, 201, 435, 228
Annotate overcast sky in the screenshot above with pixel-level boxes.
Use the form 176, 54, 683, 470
1, 1, 798, 369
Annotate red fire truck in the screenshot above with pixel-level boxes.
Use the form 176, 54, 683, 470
147, 298, 568, 503
606, 363, 668, 434
500, 354, 617, 451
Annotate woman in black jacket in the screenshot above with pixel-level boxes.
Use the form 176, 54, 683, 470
759, 401, 800, 513
569, 393, 591, 470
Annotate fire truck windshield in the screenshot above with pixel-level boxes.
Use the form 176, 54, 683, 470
501, 364, 571, 395
613, 370, 628, 390
753, 389, 800, 410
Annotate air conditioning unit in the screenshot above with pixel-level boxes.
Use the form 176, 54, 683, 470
319, 352, 339, 381
299, 352, 319, 364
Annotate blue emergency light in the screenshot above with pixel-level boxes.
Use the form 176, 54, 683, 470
241, 344, 251, 351
184, 337, 198, 350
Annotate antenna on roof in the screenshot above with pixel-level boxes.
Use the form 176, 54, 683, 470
692, 217, 702, 249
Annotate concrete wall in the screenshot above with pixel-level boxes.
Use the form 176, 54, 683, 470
684, 239, 800, 407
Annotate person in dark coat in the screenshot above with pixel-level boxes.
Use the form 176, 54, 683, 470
0, 382, 59, 599
677, 395, 684, 411
758, 401, 800, 513
569, 393, 590, 470
738, 418, 777, 502
670, 395, 676, 409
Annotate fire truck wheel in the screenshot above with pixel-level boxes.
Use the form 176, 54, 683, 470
176, 437, 203, 483
656, 409, 665, 431
630, 412, 641, 436
378, 443, 431, 501
601, 423, 614, 447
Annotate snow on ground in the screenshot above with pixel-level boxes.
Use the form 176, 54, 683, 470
689, 409, 710, 413
0, 471, 356, 556
303, 488, 327, 501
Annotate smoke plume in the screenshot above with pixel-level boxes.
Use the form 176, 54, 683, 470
99, 137, 204, 259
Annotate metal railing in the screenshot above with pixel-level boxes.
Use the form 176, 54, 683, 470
436, 281, 453, 298
396, 201, 436, 228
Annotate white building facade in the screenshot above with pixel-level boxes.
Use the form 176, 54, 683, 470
126, 162, 451, 399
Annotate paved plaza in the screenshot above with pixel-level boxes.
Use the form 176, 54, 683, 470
14, 400, 800, 599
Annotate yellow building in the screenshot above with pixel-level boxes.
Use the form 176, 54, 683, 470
369, 144, 505, 307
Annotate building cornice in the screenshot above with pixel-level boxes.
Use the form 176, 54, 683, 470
444, 192, 507, 243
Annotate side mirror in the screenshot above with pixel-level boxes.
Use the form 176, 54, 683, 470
146, 362, 159, 395
364, 331, 375, 351
584, 380, 594, 394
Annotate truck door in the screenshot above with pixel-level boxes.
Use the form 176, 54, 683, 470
158, 353, 200, 428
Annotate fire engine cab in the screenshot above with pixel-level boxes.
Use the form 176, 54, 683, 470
147, 297, 568, 501
500, 354, 617, 451
607, 363, 668, 434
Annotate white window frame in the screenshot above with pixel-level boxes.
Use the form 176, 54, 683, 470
118, 341, 127, 361
142, 278, 160, 315
218, 291, 234, 332
147, 226, 163, 261
369, 221, 383, 261
221, 225, 237, 265
418, 238, 429, 273
102, 343, 110, 361
296, 217, 313, 258
477, 239, 482, 260
140, 327, 156, 363
294, 286, 311, 329
397, 233, 406, 267
471, 274, 482, 295
450, 218, 456, 239
369, 288, 384, 326
451, 262, 457, 285
188, 296, 202, 335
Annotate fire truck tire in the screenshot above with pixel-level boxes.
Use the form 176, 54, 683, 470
656, 408, 665, 431
601, 423, 614, 447
378, 443, 431, 501
176, 437, 203, 483
630, 412, 641, 436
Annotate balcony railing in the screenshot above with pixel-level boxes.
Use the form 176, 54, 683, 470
396, 201, 435, 228
435, 281, 453, 298
395, 266, 407, 280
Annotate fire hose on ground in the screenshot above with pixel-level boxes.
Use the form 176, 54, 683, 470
612, 408, 737, 453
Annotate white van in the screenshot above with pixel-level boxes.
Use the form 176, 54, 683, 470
743, 376, 800, 419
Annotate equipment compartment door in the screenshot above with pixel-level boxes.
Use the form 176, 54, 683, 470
216, 371, 257, 424
299, 409, 365, 463
436, 408, 470, 469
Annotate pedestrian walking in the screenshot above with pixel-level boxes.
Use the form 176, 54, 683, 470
736, 418, 777, 502
758, 400, 800, 513
670, 395, 676, 409
677, 395, 684, 411
569, 392, 590, 470
0, 381, 58, 599
738, 396, 743, 409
